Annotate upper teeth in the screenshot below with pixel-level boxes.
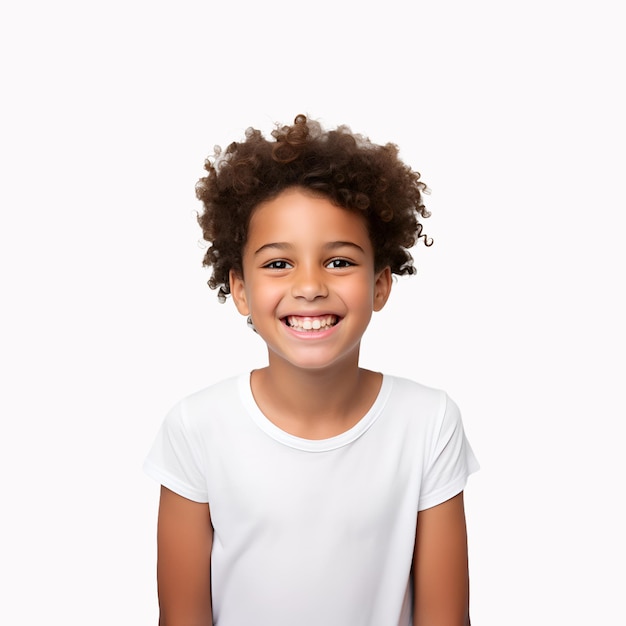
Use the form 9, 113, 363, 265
287, 315, 337, 330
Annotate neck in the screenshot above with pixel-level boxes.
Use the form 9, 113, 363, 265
250, 355, 381, 439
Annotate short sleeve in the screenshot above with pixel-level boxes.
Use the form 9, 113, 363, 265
143, 401, 209, 503
418, 393, 479, 511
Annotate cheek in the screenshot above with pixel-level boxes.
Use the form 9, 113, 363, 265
345, 282, 377, 309
248, 280, 282, 310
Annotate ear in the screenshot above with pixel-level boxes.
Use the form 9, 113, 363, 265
373, 266, 392, 312
229, 269, 250, 316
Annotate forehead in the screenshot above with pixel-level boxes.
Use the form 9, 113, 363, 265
247, 187, 371, 247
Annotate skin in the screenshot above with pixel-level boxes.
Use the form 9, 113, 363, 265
413, 493, 471, 626
230, 186, 392, 439
157, 487, 213, 626
156, 186, 471, 624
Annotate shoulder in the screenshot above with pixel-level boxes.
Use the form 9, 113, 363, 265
384, 374, 453, 419
180, 373, 243, 410
380, 375, 468, 447
165, 374, 246, 431
367, 376, 452, 448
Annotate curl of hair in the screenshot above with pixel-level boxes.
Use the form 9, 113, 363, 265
196, 114, 432, 301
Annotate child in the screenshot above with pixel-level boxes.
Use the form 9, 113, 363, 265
144, 114, 479, 625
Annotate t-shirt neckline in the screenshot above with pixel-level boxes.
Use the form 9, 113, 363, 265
238, 372, 392, 452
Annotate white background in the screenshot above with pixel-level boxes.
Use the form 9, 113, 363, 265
1, 1, 624, 623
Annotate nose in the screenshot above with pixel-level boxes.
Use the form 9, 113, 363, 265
291, 264, 328, 301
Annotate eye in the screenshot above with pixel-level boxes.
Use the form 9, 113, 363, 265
326, 258, 354, 269
264, 260, 292, 270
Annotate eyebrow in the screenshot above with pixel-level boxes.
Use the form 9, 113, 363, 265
253, 241, 366, 255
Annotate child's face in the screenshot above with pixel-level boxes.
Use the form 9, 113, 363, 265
230, 187, 391, 373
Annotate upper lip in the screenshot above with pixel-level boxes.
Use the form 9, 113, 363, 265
281, 312, 340, 319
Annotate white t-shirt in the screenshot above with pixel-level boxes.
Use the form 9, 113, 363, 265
144, 373, 479, 626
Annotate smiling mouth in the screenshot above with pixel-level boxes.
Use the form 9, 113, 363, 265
284, 315, 339, 331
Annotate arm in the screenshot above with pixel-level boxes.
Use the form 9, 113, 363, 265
413, 492, 471, 626
157, 486, 213, 626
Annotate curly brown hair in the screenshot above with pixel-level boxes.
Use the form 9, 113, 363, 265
196, 114, 432, 302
